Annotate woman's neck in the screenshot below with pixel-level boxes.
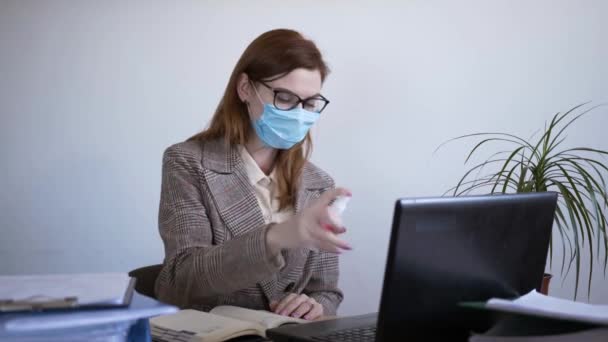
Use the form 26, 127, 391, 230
245, 138, 278, 175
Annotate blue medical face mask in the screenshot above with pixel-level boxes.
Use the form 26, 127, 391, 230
250, 85, 320, 150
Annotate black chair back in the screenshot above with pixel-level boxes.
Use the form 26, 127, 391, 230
128, 264, 163, 299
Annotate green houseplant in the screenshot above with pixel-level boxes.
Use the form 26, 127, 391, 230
437, 103, 608, 299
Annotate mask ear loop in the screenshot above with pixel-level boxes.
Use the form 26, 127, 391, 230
249, 80, 266, 107
245, 82, 266, 124
310, 112, 321, 140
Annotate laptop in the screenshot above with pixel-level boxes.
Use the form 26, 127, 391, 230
267, 192, 558, 341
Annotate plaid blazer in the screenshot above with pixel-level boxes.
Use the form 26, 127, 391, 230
154, 139, 343, 315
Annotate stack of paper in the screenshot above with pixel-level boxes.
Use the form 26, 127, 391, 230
467, 291, 608, 341
485, 290, 608, 325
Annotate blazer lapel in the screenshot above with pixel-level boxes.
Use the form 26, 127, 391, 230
201, 139, 266, 238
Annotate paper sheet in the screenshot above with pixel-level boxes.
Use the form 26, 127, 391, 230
487, 290, 608, 325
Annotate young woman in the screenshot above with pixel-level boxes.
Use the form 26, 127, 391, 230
155, 29, 351, 321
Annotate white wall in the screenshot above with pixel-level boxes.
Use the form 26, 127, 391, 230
1, 0, 607, 315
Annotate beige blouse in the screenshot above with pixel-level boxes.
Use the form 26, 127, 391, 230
239, 146, 294, 224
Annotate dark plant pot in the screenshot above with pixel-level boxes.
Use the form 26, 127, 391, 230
540, 273, 552, 295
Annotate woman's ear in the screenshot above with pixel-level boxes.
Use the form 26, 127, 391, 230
236, 73, 251, 103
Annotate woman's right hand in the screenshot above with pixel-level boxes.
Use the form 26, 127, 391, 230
266, 187, 352, 254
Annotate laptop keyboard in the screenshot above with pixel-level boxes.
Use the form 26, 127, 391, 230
311, 326, 376, 342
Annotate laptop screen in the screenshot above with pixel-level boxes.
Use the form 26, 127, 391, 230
376, 193, 557, 339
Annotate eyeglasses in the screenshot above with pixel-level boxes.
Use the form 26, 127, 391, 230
256, 81, 330, 114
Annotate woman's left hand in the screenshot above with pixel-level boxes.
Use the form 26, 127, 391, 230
270, 293, 324, 320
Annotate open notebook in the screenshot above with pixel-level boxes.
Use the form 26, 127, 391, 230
150, 306, 308, 341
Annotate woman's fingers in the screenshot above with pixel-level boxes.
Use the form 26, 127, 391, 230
273, 293, 297, 314
316, 240, 343, 254
320, 230, 352, 251
290, 299, 314, 318
316, 187, 352, 207
274, 294, 322, 319
269, 301, 278, 311
304, 302, 324, 320
320, 222, 346, 234
310, 227, 351, 252
279, 294, 309, 316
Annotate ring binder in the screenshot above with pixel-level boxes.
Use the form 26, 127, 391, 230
0, 273, 136, 313
0, 291, 179, 341
0, 296, 78, 312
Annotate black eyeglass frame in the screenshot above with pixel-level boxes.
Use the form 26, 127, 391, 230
256, 80, 330, 113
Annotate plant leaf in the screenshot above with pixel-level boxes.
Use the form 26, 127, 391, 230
434, 132, 532, 155
490, 146, 527, 193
